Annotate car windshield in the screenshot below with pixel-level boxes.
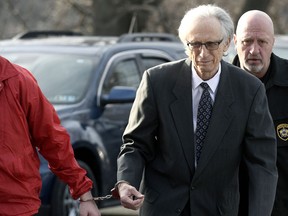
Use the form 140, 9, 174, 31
2, 53, 96, 104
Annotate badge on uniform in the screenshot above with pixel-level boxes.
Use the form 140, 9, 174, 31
277, 123, 288, 141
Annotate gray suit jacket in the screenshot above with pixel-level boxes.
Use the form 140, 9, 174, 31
117, 58, 277, 216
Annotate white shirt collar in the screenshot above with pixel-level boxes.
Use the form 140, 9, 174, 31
192, 63, 221, 93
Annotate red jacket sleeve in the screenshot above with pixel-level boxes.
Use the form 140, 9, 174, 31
17, 65, 93, 199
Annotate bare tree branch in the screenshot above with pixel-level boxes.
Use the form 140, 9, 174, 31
66, 0, 93, 16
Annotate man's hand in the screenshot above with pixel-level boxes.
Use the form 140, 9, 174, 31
79, 191, 101, 216
118, 182, 144, 210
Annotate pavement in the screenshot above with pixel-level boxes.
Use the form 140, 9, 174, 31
100, 206, 139, 216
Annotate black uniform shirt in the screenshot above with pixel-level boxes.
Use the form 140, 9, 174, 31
233, 53, 288, 216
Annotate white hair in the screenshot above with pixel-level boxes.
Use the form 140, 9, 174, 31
178, 4, 234, 45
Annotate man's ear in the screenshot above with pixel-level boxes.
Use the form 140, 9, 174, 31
233, 34, 237, 46
223, 37, 231, 52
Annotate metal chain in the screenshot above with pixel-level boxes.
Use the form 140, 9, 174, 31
79, 187, 119, 202
92, 194, 113, 201
81, 189, 139, 202
79, 194, 113, 202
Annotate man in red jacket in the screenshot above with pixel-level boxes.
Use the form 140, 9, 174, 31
0, 56, 100, 215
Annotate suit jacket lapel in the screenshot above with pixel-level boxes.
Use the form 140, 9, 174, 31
170, 59, 195, 172
193, 61, 235, 181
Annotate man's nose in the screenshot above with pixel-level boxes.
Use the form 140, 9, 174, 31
249, 41, 261, 54
199, 45, 209, 57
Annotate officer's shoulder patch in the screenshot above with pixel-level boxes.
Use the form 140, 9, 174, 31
277, 123, 288, 141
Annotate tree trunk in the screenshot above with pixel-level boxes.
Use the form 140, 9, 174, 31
91, 0, 163, 36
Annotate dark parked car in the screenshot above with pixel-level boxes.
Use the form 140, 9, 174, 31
0, 31, 186, 216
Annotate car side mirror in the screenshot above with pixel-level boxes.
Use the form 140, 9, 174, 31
100, 86, 136, 106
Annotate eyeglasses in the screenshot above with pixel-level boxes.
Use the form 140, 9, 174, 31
187, 39, 223, 51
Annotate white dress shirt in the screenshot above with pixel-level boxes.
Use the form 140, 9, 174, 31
191, 63, 221, 132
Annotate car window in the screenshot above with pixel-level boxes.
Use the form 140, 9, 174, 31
103, 58, 140, 94
32, 55, 94, 104
2, 53, 43, 71
141, 57, 168, 70
2, 53, 96, 104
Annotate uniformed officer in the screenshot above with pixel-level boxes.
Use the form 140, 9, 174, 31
233, 10, 288, 216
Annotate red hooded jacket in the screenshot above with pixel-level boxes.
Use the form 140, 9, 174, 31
0, 56, 92, 215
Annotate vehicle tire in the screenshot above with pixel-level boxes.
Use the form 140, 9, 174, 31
50, 160, 98, 216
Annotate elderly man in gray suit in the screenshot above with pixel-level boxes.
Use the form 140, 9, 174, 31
113, 4, 278, 216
